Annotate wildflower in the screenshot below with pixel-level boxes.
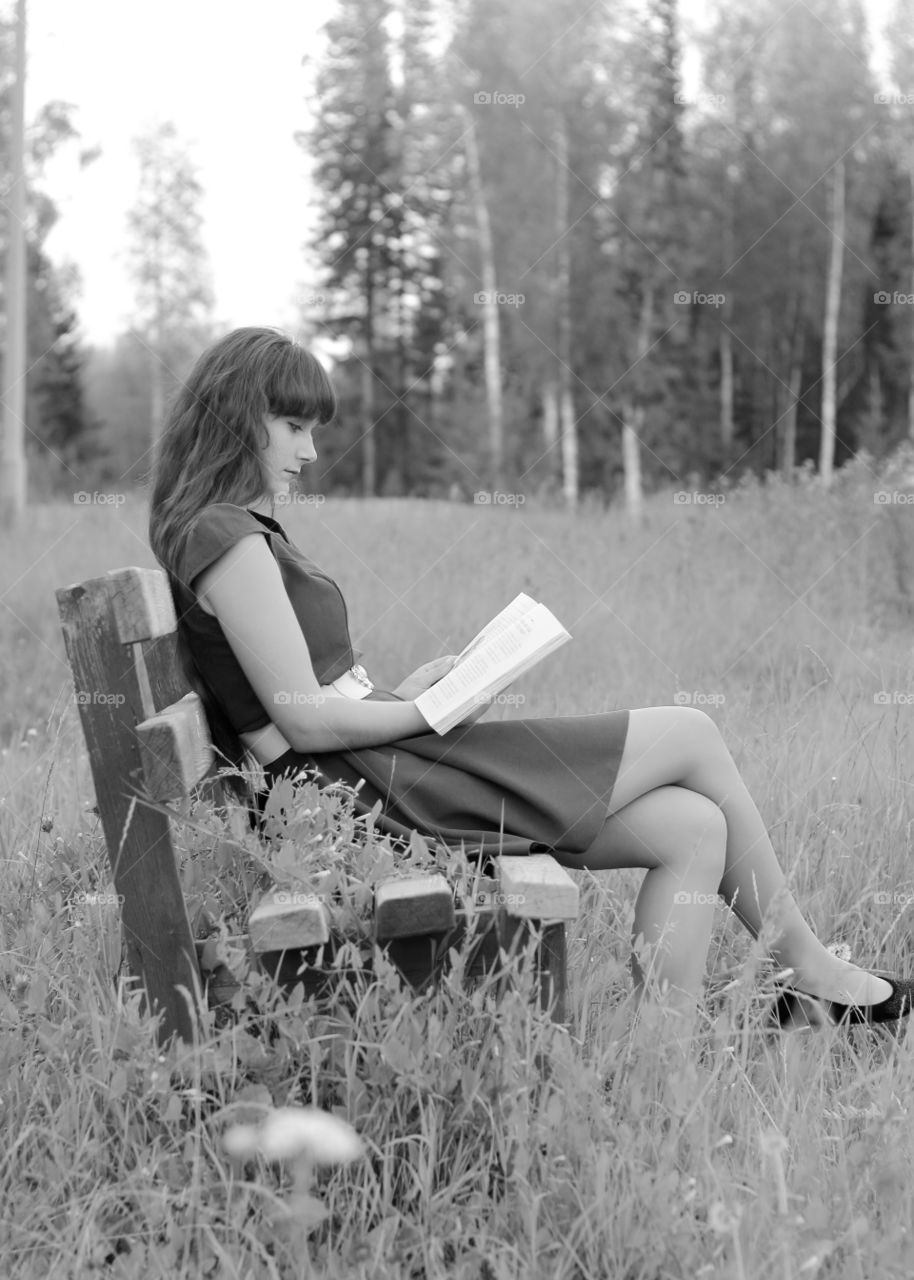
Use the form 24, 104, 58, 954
223, 1105, 363, 1164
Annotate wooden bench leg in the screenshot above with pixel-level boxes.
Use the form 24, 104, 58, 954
495, 912, 569, 1025
493, 853, 579, 1026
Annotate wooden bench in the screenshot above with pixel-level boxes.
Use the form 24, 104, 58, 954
55, 565, 580, 1046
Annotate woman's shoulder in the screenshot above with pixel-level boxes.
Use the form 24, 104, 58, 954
180, 503, 275, 585
189, 501, 262, 532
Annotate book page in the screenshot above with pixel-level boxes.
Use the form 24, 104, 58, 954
416, 603, 570, 733
453, 593, 538, 666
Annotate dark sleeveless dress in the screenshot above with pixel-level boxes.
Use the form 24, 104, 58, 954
171, 503, 630, 860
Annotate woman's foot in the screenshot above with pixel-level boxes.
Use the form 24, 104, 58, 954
785, 961, 893, 1008
775, 958, 914, 1025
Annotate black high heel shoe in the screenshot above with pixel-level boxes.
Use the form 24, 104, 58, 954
771, 972, 914, 1029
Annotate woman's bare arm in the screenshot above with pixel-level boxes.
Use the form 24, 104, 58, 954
194, 534, 431, 751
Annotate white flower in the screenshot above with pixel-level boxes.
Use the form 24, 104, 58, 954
222, 1123, 261, 1159
223, 1106, 363, 1165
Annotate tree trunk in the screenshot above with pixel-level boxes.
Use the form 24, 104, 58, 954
1, 0, 27, 529
541, 382, 558, 453
622, 410, 644, 522
463, 111, 502, 493
393, 286, 407, 494
554, 108, 577, 508
621, 281, 654, 521
361, 251, 376, 498
909, 140, 914, 439
360, 343, 376, 498
818, 158, 845, 486
560, 386, 577, 509
867, 359, 883, 454
720, 162, 736, 453
782, 341, 803, 477
719, 324, 734, 451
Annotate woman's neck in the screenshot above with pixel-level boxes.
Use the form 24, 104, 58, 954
246, 495, 276, 518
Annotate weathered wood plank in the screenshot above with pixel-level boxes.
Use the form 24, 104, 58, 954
136, 691, 213, 801
56, 574, 200, 1045
108, 566, 177, 643
374, 874, 456, 940
249, 886, 331, 952
495, 853, 579, 921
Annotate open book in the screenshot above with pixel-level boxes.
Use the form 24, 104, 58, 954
414, 593, 571, 734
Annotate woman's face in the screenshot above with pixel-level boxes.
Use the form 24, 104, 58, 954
259, 413, 319, 497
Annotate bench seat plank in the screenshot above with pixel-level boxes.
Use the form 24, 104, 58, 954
375, 874, 456, 940
496, 853, 579, 921
249, 887, 331, 952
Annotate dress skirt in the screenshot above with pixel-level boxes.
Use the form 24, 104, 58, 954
253, 689, 630, 860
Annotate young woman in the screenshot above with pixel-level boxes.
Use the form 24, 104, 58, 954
148, 327, 913, 1034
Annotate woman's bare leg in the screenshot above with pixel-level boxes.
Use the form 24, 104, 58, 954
576, 706, 891, 1007
550, 785, 727, 1053
554, 785, 728, 1005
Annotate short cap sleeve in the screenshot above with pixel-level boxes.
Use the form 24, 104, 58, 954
180, 504, 268, 594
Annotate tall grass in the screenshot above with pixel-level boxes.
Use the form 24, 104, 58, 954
2, 461, 914, 1278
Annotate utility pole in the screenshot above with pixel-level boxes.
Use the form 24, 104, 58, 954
1, 0, 27, 529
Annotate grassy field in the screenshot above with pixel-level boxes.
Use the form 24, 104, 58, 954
2, 460, 914, 1279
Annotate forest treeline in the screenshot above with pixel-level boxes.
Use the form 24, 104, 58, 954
2, 0, 914, 508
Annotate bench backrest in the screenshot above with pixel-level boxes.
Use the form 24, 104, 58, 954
56, 565, 221, 1043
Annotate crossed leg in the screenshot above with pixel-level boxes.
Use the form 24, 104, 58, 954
553, 706, 892, 1011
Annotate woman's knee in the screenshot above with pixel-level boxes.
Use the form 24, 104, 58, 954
612, 706, 727, 809
591, 784, 727, 875
672, 789, 728, 876
668, 706, 724, 752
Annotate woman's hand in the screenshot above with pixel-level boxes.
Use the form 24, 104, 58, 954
392, 655, 459, 701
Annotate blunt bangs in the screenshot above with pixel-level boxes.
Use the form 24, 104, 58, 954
266, 343, 338, 426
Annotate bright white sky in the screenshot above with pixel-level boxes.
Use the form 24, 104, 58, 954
19, 0, 894, 349
26, 0, 336, 346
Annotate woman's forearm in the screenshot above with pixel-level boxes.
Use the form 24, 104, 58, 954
289, 694, 430, 752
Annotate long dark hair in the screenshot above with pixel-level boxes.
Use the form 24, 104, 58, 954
147, 327, 337, 802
